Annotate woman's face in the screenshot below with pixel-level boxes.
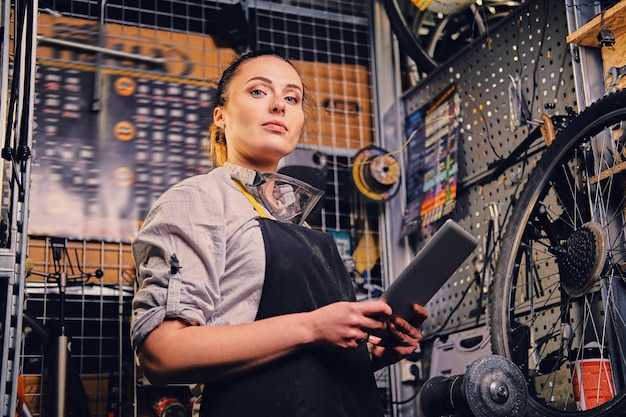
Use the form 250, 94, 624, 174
213, 55, 305, 172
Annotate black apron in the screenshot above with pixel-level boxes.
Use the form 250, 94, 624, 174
200, 218, 384, 417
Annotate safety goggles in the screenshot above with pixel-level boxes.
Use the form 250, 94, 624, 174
253, 172, 324, 225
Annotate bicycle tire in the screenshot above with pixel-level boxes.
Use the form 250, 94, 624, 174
382, 0, 438, 72
381, 0, 524, 74
490, 88, 626, 416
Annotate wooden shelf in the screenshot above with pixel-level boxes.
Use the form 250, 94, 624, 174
566, 0, 626, 92
567, 0, 626, 47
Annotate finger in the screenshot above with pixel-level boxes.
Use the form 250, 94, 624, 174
358, 300, 392, 317
367, 333, 382, 345
391, 315, 415, 332
389, 320, 422, 342
358, 331, 369, 344
362, 314, 388, 333
412, 304, 428, 319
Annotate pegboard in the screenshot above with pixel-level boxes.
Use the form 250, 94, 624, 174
400, 0, 578, 338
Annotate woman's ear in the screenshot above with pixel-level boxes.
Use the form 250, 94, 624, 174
213, 106, 225, 129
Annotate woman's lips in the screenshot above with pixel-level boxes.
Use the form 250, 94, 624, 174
263, 121, 287, 132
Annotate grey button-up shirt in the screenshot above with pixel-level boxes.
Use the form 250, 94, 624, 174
130, 163, 267, 351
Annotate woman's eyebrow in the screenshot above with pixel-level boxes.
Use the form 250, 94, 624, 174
246, 76, 303, 93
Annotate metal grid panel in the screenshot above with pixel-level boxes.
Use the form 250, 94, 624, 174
248, 0, 385, 301
249, 0, 376, 151
401, 0, 577, 338
22, 237, 135, 416
29, 1, 242, 415
31, 2, 242, 242
29, 0, 395, 415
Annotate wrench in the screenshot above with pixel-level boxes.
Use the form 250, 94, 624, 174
605, 64, 626, 88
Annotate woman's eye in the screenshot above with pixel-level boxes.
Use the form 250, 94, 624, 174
285, 96, 299, 104
250, 89, 265, 97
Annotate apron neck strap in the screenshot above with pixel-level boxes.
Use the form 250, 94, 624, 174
233, 179, 270, 218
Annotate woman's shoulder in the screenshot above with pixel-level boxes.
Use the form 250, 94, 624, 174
145, 169, 234, 212
172, 167, 233, 193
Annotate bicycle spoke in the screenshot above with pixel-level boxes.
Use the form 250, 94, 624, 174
491, 90, 626, 416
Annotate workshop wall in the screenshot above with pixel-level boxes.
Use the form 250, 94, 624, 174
13, 0, 582, 416
401, 0, 577, 363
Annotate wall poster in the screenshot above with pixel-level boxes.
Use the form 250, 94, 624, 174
401, 84, 461, 237
28, 13, 377, 243
29, 13, 235, 242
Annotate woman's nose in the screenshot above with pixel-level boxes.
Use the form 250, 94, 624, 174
271, 100, 285, 114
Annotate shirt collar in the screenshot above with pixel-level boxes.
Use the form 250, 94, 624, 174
224, 162, 265, 187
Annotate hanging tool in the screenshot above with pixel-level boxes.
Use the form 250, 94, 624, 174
605, 64, 626, 89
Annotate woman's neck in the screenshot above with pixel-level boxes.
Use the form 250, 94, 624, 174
227, 159, 277, 174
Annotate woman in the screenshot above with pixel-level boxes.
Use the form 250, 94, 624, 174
131, 50, 428, 417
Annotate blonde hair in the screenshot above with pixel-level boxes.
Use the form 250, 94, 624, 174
208, 123, 227, 168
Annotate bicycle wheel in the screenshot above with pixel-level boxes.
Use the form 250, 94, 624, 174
382, 0, 524, 73
491, 88, 626, 416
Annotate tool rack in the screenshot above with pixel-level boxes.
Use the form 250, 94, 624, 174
567, 0, 626, 92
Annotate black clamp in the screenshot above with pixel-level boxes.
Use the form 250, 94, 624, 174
597, 28, 616, 48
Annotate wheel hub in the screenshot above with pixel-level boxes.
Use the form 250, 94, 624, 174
558, 222, 607, 297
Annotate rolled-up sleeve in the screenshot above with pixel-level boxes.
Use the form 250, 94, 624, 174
130, 184, 226, 351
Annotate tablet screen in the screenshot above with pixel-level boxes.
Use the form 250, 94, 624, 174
369, 219, 478, 339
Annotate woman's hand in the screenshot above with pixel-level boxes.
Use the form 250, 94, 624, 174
368, 303, 428, 370
307, 300, 392, 350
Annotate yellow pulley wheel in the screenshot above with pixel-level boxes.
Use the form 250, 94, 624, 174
351, 146, 401, 202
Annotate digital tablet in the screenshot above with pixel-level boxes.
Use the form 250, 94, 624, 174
369, 219, 478, 339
